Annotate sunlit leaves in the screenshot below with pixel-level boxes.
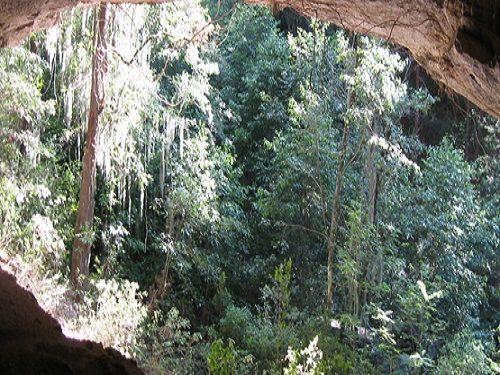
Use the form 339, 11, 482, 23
417, 280, 443, 302
0, 48, 55, 158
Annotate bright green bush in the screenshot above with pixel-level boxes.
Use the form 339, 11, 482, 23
207, 339, 237, 375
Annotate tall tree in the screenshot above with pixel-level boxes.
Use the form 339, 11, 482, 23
326, 111, 350, 308
326, 35, 358, 309
71, 3, 108, 286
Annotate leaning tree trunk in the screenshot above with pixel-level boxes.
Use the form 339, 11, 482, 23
71, 3, 108, 287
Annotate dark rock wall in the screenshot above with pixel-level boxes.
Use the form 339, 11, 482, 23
0, 269, 144, 375
1, 1, 499, 117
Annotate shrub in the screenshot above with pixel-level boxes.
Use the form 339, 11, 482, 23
136, 307, 205, 375
433, 331, 495, 374
284, 336, 324, 375
207, 339, 237, 375
73, 278, 147, 357
218, 304, 297, 371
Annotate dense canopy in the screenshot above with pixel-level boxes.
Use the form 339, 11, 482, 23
0, 1, 498, 374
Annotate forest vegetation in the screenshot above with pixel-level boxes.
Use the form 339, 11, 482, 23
0, 1, 498, 374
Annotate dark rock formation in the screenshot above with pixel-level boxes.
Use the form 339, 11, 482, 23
248, 0, 500, 118
0, 269, 144, 375
0, 0, 499, 117
0, 0, 165, 47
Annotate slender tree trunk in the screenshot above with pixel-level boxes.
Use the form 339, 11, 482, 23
366, 121, 378, 226
326, 35, 358, 310
362, 120, 380, 308
71, 3, 108, 287
147, 208, 175, 313
326, 120, 350, 308
160, 139, 165, 198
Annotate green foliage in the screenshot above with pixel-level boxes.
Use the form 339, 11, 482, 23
337, 204, 370, 316
382, 139, 488, 331
0, 48, 54, 131
397, 279, 445, 353
284, 336, 324, 375
0, 45, 78, 273
433, 331, 495, 374
261, 258, 293, 325
213, 4, 295, 186
0, 2, 498, 375
75, 278, 147, 357
295, 317, 379, 374
137, 308, 205, 374
218, 303, 298, 371
207, 339, 237, 375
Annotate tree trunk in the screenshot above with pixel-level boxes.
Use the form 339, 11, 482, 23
147, 207, 175, 313
326, 119, 350, 309
326, 35, 358, 310
362, 120, 380, 308
366, 122, 378, 227
71, 3, 108, 287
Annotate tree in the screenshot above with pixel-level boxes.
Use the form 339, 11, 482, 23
71, 3, 108, 286
326, 111, 350, 308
